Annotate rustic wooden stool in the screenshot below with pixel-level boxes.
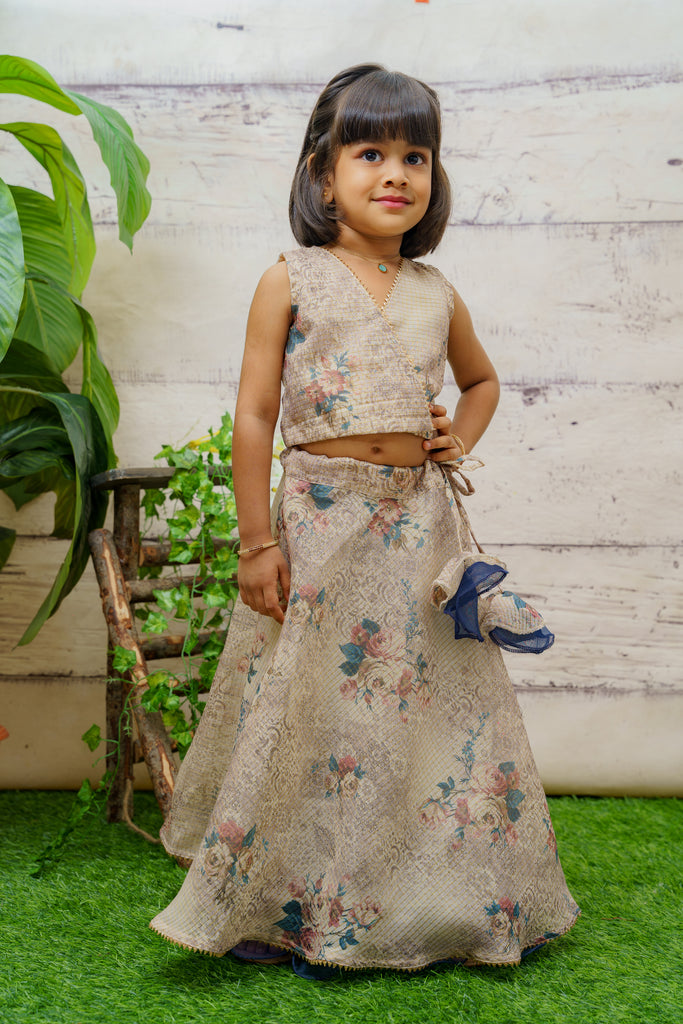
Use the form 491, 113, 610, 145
89, 467, 234, 827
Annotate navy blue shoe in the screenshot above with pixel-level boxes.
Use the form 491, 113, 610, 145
291, 955, 340, 980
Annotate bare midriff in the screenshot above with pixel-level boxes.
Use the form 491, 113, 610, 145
298, 432, 430, 467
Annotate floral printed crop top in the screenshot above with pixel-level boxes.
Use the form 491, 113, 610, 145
278, 247, 455, 446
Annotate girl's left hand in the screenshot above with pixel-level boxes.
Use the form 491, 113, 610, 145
423, 403, 461, 462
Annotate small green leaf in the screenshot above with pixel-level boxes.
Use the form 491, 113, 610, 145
153, 588, 178, 613
112, 645, 137, 672
143, 610, 168, 634
146, 670, 171, 689
81, 723, 102, 752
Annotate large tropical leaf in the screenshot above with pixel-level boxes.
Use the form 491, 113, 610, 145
10, 188, 84, 370
0, 406, 70, 455
76, 302, 118, 464
15, 276, 83, 372
0, 406, 76, 535
0, 386, 109, 644
66, 92, 151, 250
9, 187, 71, 289
0, 178, 24, 359
0, 338, 68, 392
0, 55, 80, 115
0, 339, 67, 425
0, 525, 16, 570
0, 447, 73, 486
1, 124, 94, 295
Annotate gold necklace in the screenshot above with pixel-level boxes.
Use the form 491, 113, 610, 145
331, 243, 401, 274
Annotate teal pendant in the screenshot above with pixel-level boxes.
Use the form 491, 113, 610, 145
378, 263, 388, 273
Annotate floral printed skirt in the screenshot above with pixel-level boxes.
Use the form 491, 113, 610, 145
150, 448, 579, 969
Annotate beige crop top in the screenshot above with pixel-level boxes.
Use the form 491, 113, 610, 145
278, 247, 455, 446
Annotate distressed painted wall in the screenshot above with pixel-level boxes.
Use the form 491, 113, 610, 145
1, 0, 681, 793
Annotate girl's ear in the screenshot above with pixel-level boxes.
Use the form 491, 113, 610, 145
306, 153, 316, 182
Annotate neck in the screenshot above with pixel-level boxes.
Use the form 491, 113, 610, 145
333, 226, 403, 262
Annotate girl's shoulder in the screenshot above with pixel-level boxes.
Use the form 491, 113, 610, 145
402, 258, 456, 319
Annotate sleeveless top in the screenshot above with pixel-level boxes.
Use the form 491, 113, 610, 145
278, 247, 455, 446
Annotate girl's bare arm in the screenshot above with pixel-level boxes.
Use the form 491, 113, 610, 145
233, 261, 292, 623
425, 287, 499, 460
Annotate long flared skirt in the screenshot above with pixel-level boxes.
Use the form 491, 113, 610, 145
150, 448, 579, 969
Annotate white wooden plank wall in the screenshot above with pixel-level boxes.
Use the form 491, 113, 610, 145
1, 0, 681, 793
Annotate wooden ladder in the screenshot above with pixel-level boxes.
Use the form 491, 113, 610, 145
88, 467, 233, 824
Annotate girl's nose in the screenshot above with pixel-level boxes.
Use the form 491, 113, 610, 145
383, 164, 408, 187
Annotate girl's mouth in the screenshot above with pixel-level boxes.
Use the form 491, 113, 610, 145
374, 196, 410, 209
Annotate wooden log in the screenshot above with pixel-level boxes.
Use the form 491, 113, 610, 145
139, 536, 235, 567
141, 629, 226, 661
126, 572, 235, 604
112, 484, 140, 581
105, 650, 134, 823
91, 464, 232, 492
88, 527, 176, 817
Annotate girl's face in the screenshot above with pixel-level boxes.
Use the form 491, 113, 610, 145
326, 138, 432, 247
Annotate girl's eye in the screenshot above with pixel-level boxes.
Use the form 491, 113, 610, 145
406, 152, 427, 166
360, 149, 381, 162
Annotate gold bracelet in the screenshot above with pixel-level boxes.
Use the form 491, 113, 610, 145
450, 433, 467, 456
237, 539, 279, 558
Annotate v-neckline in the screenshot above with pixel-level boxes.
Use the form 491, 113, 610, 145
323, 247, 404, 320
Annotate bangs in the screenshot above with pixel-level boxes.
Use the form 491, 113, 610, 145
331, 70, 441, 152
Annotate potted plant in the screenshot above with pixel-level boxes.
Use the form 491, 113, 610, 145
0, 54, 151, 643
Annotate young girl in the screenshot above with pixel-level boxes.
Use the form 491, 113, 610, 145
151, 64, 579, 974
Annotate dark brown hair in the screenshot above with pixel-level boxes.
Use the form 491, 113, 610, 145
289, 64, 451, 258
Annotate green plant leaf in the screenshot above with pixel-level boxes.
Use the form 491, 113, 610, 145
0, 338, 68, 427
0, 387, 109, 644
65, 91, 151, 250
6, 260, 118, 465
0, 448, 73, 485
0, 525, 16, 570
0, 178, 24, 360
0, 406, 77, 527
112, 645, 137, 673
0, 125, 94, 295
143, 610, 168, 634
81, 723, 102, 752
0, 54, 81, 115
11, 187, 84, 372
0, 407, 71, 455
76, 302, 118, 466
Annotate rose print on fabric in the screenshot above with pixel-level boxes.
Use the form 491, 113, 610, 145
200, 820, 263, 902
283, 478, 335, 537
235, 632, 267, 733
236, 632, 267, 686
300, 352, 358, 431
286, 304, 305, 354
364, 497, 429, 551
338, 617, 431, 722
288, 585, 326, 630
323, 754, 365, 799
544, 816, 558, 860
419, 715, 526, 849
485, 897, 530, 952
275, 874, 381, 959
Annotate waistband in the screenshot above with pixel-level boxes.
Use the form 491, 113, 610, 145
280, 446, 445, 500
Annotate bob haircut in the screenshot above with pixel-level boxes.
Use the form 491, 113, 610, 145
289, 64, 451, 259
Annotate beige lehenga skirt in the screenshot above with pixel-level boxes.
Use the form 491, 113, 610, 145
150, 448, 579, 969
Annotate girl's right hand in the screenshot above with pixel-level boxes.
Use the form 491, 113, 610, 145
238, 545, 291, 625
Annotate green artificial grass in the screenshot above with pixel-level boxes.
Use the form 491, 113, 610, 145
0, 792, 680, 1024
